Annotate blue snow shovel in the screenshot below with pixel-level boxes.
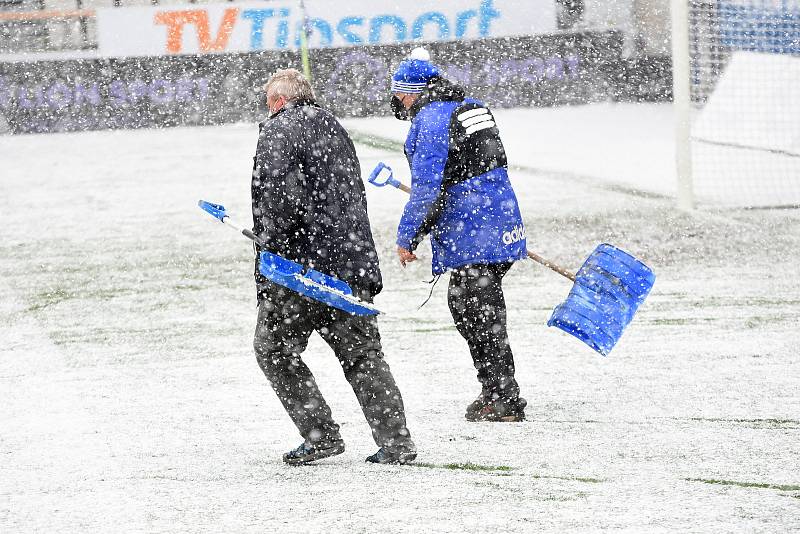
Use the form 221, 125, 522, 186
366, 163, 655, 355
197, 200, 381, 316
546, 244, 655, 355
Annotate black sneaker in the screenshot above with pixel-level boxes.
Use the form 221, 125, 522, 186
465, 397, 527, 422
282, 440, 345, 465
365, 445, 417, 465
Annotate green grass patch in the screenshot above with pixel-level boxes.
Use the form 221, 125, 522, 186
744, 314, 798, 328
648, 315, 797, 327
26, 287, 135, 312
538, 492, 589, 502
411, 462, 513, 473
690, 296, 800, 308
532, 474, 604, 484
172, 283, 205, 291
349, 130, 404, 152
686, 478, 800, 492
689, 417, 799, 428
26, 287, 78, 312
649, 317, 718, 325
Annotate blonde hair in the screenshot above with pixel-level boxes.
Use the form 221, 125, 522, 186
264, 68, 315, 102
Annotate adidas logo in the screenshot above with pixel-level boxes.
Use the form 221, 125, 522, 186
502, 225, 526, 245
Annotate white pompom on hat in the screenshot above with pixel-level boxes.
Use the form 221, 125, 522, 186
408, 47, 430, 62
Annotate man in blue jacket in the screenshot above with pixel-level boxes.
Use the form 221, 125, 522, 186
391, 49, 529, 422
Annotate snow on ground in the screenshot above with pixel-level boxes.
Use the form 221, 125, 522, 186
1, 103, 800, 532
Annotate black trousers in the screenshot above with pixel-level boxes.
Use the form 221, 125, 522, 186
254, 284, 412, 450
447, 263, 521, 402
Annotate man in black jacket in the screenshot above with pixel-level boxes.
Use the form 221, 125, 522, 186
251, 69, 415, 465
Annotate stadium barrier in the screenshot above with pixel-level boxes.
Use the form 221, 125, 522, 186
0, 31, 623, 134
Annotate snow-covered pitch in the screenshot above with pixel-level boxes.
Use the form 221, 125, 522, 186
2, 103, 799, 532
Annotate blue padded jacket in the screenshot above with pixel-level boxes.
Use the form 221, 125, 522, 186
396, 81, 526, 275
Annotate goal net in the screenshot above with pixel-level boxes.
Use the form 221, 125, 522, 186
684, 0, 800, 207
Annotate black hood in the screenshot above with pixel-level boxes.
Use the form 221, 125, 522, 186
409, 77, 466, 119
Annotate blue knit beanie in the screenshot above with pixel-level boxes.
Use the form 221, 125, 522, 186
391, 48, 440, 94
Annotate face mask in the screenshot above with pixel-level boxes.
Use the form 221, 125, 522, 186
390, 95, 409, 121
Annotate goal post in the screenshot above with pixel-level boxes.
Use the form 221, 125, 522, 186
672, 0, 694, 211
672, 0, 800, 209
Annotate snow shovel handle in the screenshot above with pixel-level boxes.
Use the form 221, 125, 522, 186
198, 200, 265, 247
367, 162, 411, 193
365, 166, 576, 282
526, 251, 576, 282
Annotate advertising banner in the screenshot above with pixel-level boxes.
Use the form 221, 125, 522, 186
96, 0, 557, 58
0, 32, 623, 135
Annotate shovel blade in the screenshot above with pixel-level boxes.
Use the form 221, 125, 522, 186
548, 244, 655, 356
258, 251, 381, 316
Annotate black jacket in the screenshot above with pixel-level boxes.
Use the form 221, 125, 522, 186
251, 100, 382, 300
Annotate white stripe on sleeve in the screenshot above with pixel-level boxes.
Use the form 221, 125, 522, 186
465, 121, 495, 136
461, 114, 493, 129
456, 107, 489, 121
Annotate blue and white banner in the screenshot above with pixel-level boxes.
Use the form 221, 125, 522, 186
96, 0, 557, 58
